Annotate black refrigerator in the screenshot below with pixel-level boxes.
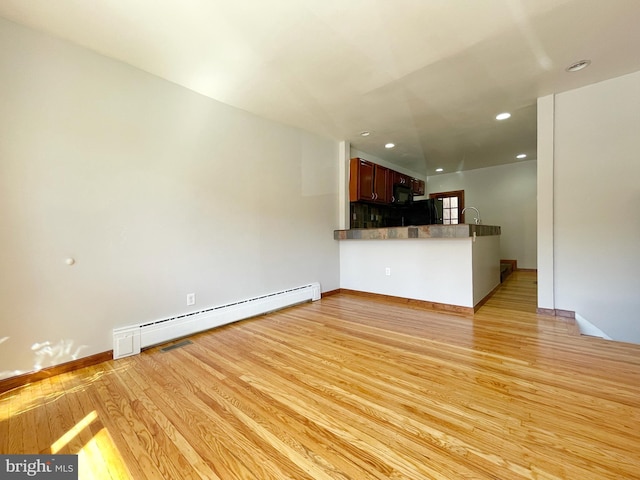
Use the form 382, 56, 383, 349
404, 199, 443, 225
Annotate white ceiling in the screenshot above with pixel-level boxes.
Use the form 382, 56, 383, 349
1, 0, 639, 174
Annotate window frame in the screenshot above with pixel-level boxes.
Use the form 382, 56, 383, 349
429, 190, 466, 224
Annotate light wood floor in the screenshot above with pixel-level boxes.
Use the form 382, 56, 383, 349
2, 271, 640, 479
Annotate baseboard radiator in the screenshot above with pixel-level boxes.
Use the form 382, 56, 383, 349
113, 282, 321, 360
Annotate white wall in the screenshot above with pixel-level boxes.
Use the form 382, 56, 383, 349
0, 18, 340, 379
553, 70, 640, 343
427, 161, 537, 269
472, 236, 501, 305
340, 239, 474, 307
536, 95, 555, 310
339, 235, 500, 308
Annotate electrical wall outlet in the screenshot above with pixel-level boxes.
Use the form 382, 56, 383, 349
186, 293, 196, 306
385, 267, 391, 276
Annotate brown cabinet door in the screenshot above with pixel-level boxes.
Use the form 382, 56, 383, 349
374, 165, 390, 203
393, 172, 410, 186
411, 178, 425, 196
349, 158, 397, 204
359, 160, 375, 201
388, 170, 396, 203
350, 158, 375, 202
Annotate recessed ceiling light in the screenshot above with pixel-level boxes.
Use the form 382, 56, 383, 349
566, 60, 591, 72
385, 143, 395, 149
496, 112, 511, 120
435, 168, 444, 172
516, 154, 527, 159
360, 131, 371, 137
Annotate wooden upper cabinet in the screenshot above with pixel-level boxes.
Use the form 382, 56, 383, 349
350, 158, 374, 201
349, 158, 389, 204
393, 171, 410, 186
374, 165, 391, 203
350, 157, 423, 204
411, 178, 425, 196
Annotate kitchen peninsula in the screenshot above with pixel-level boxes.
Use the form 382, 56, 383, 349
334, 224, 501, 314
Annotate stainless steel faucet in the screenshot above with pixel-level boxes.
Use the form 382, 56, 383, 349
461, 206, 481, 224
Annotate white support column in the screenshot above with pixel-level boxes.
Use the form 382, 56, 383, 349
338, 140, 350, 230
537, 95, 555, 311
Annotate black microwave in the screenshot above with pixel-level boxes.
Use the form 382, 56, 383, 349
393, 184, 412, 205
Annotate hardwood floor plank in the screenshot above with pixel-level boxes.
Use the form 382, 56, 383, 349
59, 373, 117, 480
244, 345, 563, 478
4, 389, 22, 453
74, 366, 135, 479
1, 272, 639, 479
55, 372, 97, 452
122, 366, 223, 480
19, 387, 39, 454
33, 380, 54, 454
134, 351, 291, 480
90, 365, 166, 480
191, 343, 413, 479
192, 329, 507, 478
147, 349, 328, 479
179, 344, 409, 479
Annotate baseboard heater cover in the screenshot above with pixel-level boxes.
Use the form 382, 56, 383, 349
113, 282, 321, 359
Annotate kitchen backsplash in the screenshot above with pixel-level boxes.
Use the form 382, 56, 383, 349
350, 203, 404, 229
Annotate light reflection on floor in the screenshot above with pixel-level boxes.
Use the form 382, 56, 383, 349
48, 409, 130, 478
76, 427, 131, 479
2, 363, 133, 479
0, 364, 129, 421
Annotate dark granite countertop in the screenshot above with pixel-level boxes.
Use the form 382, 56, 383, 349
334, 224, 501, 240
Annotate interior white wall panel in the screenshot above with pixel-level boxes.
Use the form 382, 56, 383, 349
426, 161, 537, 269
0, 18, 340, 379
553, 71, 640, 343
339, 239, 474, 307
